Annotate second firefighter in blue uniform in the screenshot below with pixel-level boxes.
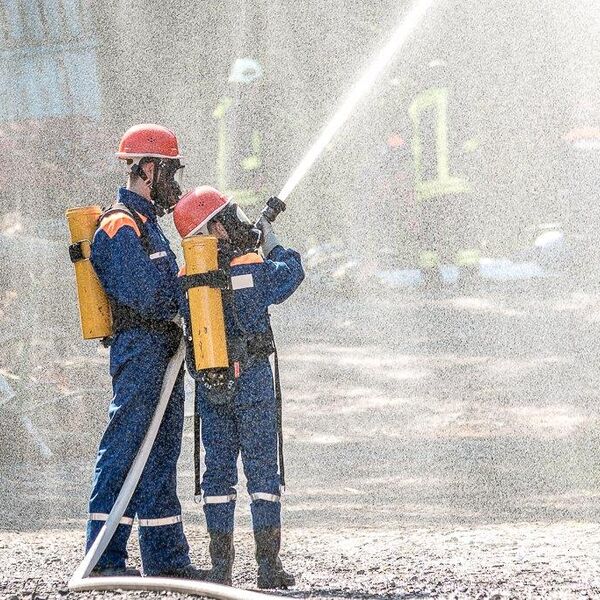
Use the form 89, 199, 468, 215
174, 186, 304, 588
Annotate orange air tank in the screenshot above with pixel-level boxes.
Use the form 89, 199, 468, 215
182, 235, 229, 370
66, 206, 112, 339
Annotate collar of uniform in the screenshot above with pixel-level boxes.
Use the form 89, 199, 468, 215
118, 187, 157, 222
230, 252, 264, 267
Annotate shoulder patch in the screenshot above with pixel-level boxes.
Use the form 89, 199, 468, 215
230, 252, 264, 267
99, 213, 141, 239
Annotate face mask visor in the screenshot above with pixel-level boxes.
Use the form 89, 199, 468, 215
235, 204, 252, 225
152, 159, 184, 216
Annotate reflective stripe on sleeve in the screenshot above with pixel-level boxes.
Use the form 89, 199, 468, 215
88, 512, 134, 526
149, 251, 167, 260
138, 515, 182, 527
250, 492, 281, 503
203, 493, 237, 505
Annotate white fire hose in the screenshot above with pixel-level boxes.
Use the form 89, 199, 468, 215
71, 576, 277, 599
68, 340, 278, 599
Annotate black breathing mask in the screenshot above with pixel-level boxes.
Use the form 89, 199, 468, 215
144, 158, 184, 217
216, 203, 262, 254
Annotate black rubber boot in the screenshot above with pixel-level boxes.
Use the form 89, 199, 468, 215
254, 527, 295, 589
204, 531, 234, 586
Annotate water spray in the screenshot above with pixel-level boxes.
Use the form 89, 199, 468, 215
68, 2, 437, 596
277, 0, 436, 202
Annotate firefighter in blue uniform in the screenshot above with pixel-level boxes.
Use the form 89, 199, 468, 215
174, 186, 304, 588
85, 125, 204, 578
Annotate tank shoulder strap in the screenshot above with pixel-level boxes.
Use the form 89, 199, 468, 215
99, 202, 153, 255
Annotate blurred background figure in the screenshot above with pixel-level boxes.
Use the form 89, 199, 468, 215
214, 57, 267, 208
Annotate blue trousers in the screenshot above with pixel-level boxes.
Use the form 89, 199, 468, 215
199, 360, 281, 533
86, 330, 190, 575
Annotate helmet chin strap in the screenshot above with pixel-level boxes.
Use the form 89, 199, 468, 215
130, 162, 154, 197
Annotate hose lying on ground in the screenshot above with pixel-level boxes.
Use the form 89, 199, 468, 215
69, 576, 278, 599
68, 340, 284, 599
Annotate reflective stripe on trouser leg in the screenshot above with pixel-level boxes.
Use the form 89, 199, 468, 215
138, 515, 182, 527
202, 494, 237, 534
250, 496, 281, 532
250, 493, 280, 503
203, 493, 237, 505
89, 512, 135, 526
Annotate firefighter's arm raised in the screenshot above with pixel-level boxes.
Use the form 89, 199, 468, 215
255, 216, 304, 305
262, 245, 305, 305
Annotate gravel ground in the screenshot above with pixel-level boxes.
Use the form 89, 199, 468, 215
2, 523, 600, 599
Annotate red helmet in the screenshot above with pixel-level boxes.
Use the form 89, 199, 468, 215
174, 186, 230, 237
116, 124, 183, 161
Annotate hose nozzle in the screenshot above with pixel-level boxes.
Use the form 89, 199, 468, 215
261, 196, 286, 223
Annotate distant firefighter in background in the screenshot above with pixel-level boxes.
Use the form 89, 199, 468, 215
409, 60, 481, 287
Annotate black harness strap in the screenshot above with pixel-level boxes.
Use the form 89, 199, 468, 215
246, 331, 276, 358
68, 241, 88, 263
194, 389, 202, 501
181, 270, 231, 292
272, 331, 286, 489
100, 202, 153, 255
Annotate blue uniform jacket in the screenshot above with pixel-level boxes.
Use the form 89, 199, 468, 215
224, 245, 304, 338
183, 245, 304, 381
91, 187, 181, 324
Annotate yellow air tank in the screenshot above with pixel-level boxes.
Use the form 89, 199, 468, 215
66, 206, 112, 339
182, 235, 229, 370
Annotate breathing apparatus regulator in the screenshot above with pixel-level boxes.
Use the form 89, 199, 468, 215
66, 124, 184, 340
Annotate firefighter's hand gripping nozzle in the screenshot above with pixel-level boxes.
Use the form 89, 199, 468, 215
256, 196, 286, 256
